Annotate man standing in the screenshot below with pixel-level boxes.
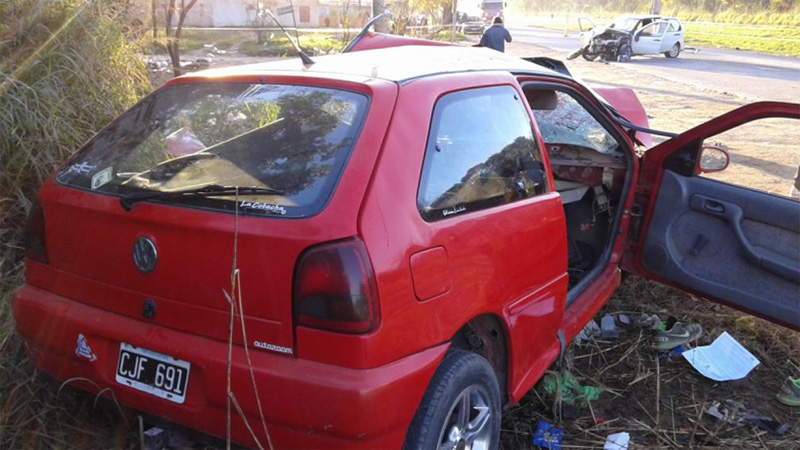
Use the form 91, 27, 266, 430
479, 16, 512, 52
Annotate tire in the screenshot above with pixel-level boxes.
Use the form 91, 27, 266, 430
617, 44, 632, 62
404, 350, 501, 450
582, 50, 600, 62
665, 43, 680, 58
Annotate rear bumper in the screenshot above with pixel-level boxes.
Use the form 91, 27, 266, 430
12, 284, 448, 449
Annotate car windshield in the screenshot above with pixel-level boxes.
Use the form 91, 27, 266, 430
56, 83, 369, 217
609, 16, 643, 31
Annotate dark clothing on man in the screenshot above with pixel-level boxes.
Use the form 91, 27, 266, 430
479, 24, 512, 52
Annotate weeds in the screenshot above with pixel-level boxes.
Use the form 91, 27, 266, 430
0, 0, 149, 447
501, 277, 800, 449
238, 33, 345, 57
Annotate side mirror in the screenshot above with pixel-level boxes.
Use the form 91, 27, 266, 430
697, 145, 730, 173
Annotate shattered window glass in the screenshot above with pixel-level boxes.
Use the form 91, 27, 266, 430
531, 92, 619, 155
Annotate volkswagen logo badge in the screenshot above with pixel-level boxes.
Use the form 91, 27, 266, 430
133, 237, 158, 274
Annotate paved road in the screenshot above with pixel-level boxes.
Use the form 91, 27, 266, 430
507, 26, 800, 103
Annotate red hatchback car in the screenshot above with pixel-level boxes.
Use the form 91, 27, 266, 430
13, 34, 799, 449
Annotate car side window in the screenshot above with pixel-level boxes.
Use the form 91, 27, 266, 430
640, 22, 666, 37
668, 20, 681, 32
417, 86, 546, 222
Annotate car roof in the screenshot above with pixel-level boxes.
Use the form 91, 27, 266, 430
616, 14, 679, 21
190, 45, 562, 84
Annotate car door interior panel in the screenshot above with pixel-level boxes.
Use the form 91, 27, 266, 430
642, 170, 800, 328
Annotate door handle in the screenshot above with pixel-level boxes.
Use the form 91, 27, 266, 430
654, 39, 661, 41
690, 194, 800, 284
703, 200, 725, 214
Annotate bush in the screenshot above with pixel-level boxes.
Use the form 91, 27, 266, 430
0, 1, 150, 447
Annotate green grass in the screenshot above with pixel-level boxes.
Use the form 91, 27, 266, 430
428, 29, 469, 42
238, 33, 345, 57
684, 22, 800, 56
178, 29, 252, 52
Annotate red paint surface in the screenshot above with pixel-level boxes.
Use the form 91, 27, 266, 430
595, 87, 653, 148
410, 247, 451, 301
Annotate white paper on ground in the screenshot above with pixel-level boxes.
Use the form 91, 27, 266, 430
603, 432, 630, 450
681, 332, 760, 381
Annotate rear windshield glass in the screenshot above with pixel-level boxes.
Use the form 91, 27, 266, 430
56, 83, 369, 218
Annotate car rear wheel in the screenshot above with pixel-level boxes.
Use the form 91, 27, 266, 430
665, 43, 680, 58
404, 350, 501, 450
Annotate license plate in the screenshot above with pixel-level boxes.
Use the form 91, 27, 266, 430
115, 343, 190, 404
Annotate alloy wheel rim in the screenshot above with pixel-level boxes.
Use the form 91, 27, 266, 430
437, 386, 492, 450
669, 44, 679, 57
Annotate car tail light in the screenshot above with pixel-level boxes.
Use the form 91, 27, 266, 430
25, 194, 48, 264
293, 239, 379, 334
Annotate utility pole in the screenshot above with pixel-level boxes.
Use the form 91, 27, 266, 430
451, 0, 457, 42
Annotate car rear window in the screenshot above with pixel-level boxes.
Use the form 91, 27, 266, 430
56, 83, 369, 218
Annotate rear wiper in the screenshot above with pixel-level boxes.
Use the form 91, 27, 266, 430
120, 184, 284, 211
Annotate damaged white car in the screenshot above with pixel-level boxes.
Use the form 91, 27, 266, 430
569, 15, 686, 62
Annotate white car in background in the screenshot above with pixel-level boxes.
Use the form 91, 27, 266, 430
572, 15, 686, 61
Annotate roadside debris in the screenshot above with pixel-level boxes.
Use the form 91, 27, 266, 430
532, 420, 564, 450
682, 332, 760, 381
776, 376, 800, 406
603, 431, 630, 450
543, 370, 603, 407
654, 321, 703, 350
600, 314, 620, 339
705, 400, 792, 436
575, 319, 601, 344
633, 313, 660, 330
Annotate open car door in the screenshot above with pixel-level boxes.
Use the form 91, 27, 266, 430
625, 102, 800, 330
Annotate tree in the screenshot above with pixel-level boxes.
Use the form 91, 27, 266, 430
165, 0, 198, 77
152, 0, 158, 38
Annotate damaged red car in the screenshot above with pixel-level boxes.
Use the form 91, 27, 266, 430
13, 29, 799, 449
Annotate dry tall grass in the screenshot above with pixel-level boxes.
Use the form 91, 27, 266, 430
0, 1, 149, 447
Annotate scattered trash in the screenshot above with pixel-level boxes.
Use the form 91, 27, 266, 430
682, 332, 759, 381
705, 400, 738, 423
705, 400, 791, 436
744, 415, 791, 436
657, 344, 684, 360
532, 420, 564, 450
633, 313, 660, 330
142, 427, 168, 450
617, 313, 630, 326
776, 376, 800, 407
575, 319, 601, 344
600, 314, 620, 339
654, 322, 702, 350
603, 431, 630, 450
543, 370, 603, 407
